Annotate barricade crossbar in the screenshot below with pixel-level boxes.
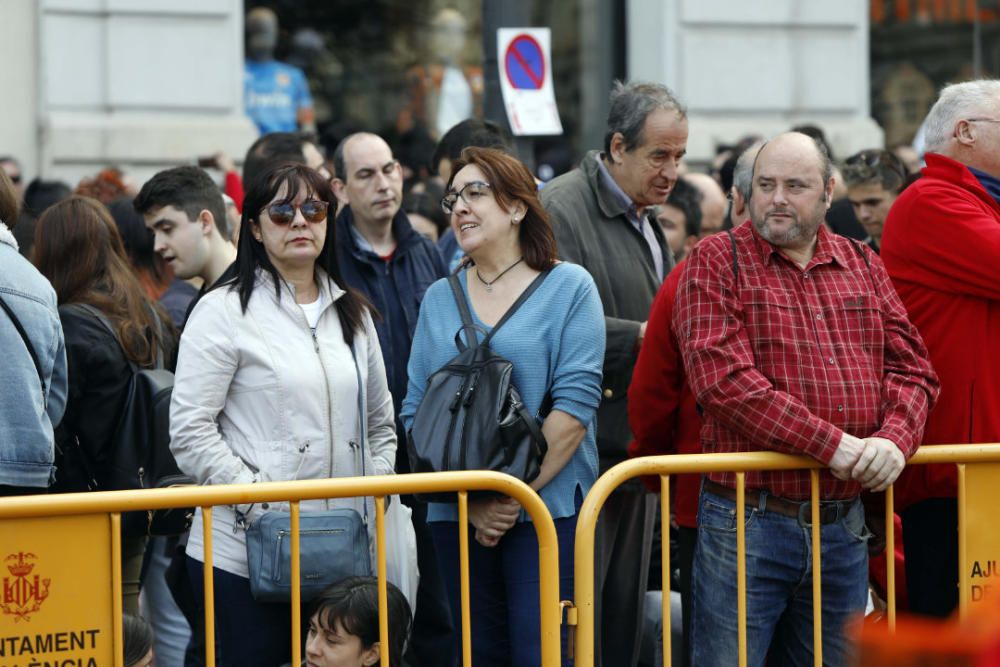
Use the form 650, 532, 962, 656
0, 471, 563, 667
572, 443, 1000, 667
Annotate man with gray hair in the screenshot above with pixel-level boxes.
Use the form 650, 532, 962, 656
541, 80, 684, 667
730, 140, 764, 224
675, 131, 938, 664
882, 80, 1000, 617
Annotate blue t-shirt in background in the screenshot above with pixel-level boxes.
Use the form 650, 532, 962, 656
401, 262, 606, 522
244, 59, 313, 135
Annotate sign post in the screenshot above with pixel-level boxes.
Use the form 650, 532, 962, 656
0, 515, 115, 665
497, 28, 563, 136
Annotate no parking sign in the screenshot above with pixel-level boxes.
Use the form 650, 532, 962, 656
497, 28, 563, 136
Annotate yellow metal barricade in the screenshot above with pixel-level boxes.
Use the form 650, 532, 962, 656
0, 471, 562, 667
571, 443, 1000, 667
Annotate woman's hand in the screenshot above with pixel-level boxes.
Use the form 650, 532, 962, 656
469, 496, 521, 547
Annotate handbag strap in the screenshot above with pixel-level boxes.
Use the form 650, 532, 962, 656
447, 268, 553, 350
0, 292, 46, 396
349, 340, 370, 523
236, 334, 370, 526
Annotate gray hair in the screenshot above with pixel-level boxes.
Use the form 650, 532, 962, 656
923, 80, 1000, 153
733, 141, 764, 202
604, 80, 686, 156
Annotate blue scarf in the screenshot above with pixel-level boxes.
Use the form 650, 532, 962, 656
967, 166, 1000, 206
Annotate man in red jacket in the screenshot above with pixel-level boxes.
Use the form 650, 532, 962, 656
628, 142, 759, 666
881, 80, 1000, 617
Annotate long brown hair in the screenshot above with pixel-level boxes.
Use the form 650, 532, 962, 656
446, 147, 557, 270
32, 196, 169, 367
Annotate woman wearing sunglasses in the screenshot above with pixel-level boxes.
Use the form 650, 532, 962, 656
169, 162, 396, 665
401, 147, 605, 666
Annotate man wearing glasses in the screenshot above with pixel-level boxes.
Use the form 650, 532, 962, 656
330, 132, 452, 666
842, 149, 908, 253
882, 80, 1000, 618
541, 80, 683, 667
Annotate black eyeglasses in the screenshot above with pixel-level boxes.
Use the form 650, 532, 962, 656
265, 199, 329, 225
441, 181, 493, 214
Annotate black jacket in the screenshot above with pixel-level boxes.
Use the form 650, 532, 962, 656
51, 305, 175, 493
334, 207, 447, 467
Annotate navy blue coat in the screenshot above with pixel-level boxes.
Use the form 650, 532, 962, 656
334, 207, 447, 468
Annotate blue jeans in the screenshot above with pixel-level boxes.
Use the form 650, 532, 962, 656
140, 537, 191, 667
690, 489, 869, 667
429, 508, 577, 667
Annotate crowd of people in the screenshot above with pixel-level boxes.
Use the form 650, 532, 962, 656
0, 74, 997, 667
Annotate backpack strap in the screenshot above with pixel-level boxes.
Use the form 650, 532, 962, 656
481, 268, 552, 347
0, 293, 46, 396
726, 229, 740, 285
846, 238, 879, 298
447, 274, 483, 352
68, 303, 139, 372
69, 302, 166, 370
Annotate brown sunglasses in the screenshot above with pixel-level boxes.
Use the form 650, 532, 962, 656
266, 200, 329, 225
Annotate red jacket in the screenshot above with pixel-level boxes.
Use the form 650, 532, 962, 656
628, 260, 703, 528
881, 153, 1000, 507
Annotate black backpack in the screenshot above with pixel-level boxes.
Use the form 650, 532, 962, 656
407, 270, 551, 502
68, 304, 193, 537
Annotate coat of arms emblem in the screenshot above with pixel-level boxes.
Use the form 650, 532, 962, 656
2, 552, 51, 621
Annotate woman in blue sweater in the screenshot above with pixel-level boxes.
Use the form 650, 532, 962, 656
401, 147, 604, 666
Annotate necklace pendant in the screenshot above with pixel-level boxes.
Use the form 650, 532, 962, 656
484, 283, 493, 293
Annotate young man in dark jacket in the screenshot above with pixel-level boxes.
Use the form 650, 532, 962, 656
332, 131, 452, 666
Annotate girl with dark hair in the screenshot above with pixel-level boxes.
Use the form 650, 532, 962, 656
306, 577, 412, 667
32, 196, 175, 614
122, 613, 155, 667
106, 197, 171, 299
169, 163, 396, 665
401, 147, 605, 666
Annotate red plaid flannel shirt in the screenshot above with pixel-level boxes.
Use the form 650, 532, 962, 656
673, 223, 939, 500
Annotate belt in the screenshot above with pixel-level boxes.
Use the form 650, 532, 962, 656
702, 479, 856, 525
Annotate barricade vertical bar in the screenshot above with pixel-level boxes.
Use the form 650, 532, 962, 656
885, 485, 896, 631
958, 463, 969, 621
736, 472, 747, 667
810, 470, 822, 667
458, 491, 472, 667
291, 501, 302, 667
376, 496, 389, 667
203, 506, 216, 667
111, 512, 123, 667
661, 475, 672, 666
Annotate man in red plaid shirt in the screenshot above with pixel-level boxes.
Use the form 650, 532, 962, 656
673, 132, 939, 666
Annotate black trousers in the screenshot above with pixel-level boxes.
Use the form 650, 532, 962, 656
901, 497, 958, 617
595, 487, 656, 667
677, 526, 697, 667
403, 498, 456, 667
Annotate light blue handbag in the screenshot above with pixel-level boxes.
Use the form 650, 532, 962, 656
243, 343, 373, 602
245, 507, 371, 602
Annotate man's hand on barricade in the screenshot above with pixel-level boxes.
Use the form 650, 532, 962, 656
469, 496, 521, 547
852, 437, 905, 492
829, 433, 866, 481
